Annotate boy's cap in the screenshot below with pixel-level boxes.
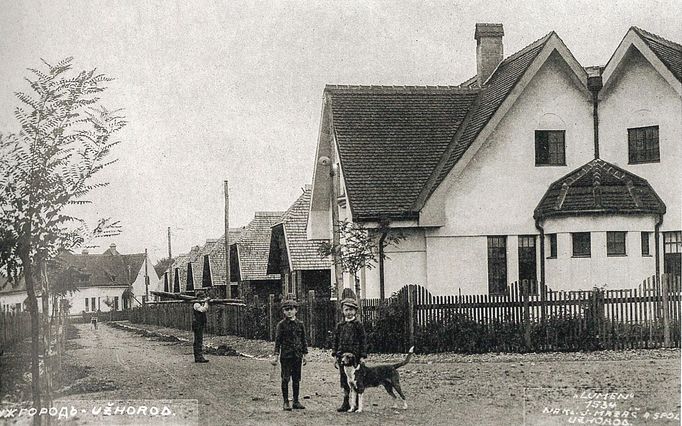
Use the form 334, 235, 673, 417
281, 298, 298, 309
340, 298, 359, 309
195, 290, 206, 297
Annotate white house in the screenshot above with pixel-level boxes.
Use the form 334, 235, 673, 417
0, 243, 159, 314
308, 24, 681, 298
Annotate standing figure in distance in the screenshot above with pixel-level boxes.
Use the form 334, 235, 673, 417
193, 289, 210, 363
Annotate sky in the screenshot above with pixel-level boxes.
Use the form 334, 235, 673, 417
1, 0, 680, 265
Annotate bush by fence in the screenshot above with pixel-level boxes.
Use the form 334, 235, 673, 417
128, 274, 680, 354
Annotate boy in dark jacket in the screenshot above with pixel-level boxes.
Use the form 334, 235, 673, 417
333, 297, 367, 412
272, 298, 308, 411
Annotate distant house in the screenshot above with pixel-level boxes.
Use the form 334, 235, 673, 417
268, 186, 332, 299
0, 277, 28, 313
308, 24, 681, 297
0, 243, 159, 314
233, 212, 283, 301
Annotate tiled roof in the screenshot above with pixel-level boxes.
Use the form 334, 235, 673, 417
327, 33, 553, 220
534, 159, 666, 219
328, 85, 479, 220
54, 250, 146, 287
206, 228, 244, 286
633, 27, 682, 82
0, 275, 25, 294
169, 253, 187, 291
236, 212, 283, 281
268, 186, 331, 273
427, 32, 553, 197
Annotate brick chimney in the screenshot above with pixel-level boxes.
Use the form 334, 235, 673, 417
475, 23, 504, 87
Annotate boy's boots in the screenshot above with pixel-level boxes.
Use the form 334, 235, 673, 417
336, 391, 350, 412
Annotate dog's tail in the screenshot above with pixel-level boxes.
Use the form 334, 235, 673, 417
393, 346, 414, 369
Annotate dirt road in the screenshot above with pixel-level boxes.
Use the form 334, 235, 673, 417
54, 323, 680, 425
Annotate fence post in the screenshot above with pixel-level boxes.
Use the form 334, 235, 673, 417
268, 294, 275, 341
308, 290, 315, 347
661, 274, 671, 348
408, 285, 416, 349
522, 280, 531, 351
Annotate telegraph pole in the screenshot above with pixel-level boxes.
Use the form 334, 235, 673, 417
144, 248, 149, 302
224, 180, 231, 299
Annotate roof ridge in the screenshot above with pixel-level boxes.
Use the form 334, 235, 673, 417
495, 31, 555, 69
632, 26, 682, 51
325, 84, 479, 94
413, 31, 555, 210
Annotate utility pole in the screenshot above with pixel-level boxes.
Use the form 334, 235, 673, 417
224, 180, 231, 299
144, 248, 149, 302
167, 227, 172, 260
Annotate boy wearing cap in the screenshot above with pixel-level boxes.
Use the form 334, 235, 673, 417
272, 298, 308, 411
333, 297, 367, 412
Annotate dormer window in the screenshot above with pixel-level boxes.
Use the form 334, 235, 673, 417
535, 130, 565, 166
628, 125, 659, 164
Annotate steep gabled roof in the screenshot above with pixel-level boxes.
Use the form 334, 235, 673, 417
236, 212, 283, 281
268, 186, 331, 273
633, 27, 682, 82
56, 250, 146, 287
208, 228, 244, 286
534, 159, 666, 219
328, 85, 479, 220
326, 32, 558, 221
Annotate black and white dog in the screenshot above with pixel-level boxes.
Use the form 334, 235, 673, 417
340, 346, 414, 412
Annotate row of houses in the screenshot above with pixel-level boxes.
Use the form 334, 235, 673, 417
164, 24, 681, 302
2, 23, 680, 310
162, 186, 332, 301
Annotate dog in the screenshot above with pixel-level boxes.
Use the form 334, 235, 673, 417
340, 346, 414, 412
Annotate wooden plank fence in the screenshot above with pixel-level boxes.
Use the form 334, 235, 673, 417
1, 311, 31, 350
128, 274, 680, 354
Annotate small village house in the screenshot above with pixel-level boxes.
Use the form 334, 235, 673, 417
0, 243, 160, 314
267, 186, 332, 299
307, 24, 681, 298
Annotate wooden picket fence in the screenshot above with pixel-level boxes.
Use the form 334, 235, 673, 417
128, 275, 680, 354
361, 274, 681, 353
0, 311, 31, 350
129, 290, 337, 348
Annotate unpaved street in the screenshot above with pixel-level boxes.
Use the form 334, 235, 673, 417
55, 323, 680, 425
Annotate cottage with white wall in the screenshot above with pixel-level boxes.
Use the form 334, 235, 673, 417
0, 243, 159, 314
308, 24, 681, 298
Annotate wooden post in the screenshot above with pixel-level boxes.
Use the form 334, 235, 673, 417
661, 274, 671, 348
308, 290, 315, 347
522, 280, 531, 351
408, 285, 416, 350
268, 294, 275, 341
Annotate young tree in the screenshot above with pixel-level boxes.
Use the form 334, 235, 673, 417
317, 219, 404, 301
0, 57, 125, 410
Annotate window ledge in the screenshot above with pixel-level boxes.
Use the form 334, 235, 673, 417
628, 160, 660, 165
546, 256, 557, 260
641, 254, 653, 257
607, 254, 628, 257
535, 163, 567, 167
571, 255, 591, 258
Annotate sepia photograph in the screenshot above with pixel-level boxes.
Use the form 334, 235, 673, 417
0, 1, 680, 424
